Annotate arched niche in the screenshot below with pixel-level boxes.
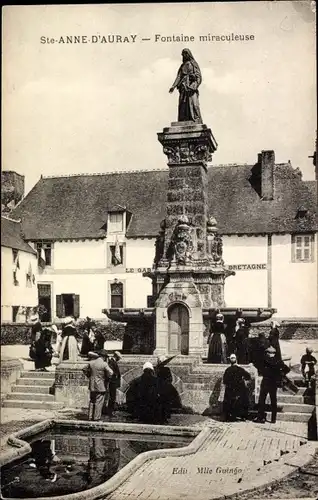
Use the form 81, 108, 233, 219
168, 302, 189, 355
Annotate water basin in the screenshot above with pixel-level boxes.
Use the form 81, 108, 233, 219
0, 420, 199, 500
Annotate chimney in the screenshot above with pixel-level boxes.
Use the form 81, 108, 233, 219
1, 171, 25, 213
259, 150, 275, 201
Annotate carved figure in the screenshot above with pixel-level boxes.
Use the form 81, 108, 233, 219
207, 216, 223, 263
154, 220, 166, 265
169, 48, 202, 123
171, 215, 194, 265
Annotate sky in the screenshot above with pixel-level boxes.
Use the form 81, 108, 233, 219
2, 2, 317, 194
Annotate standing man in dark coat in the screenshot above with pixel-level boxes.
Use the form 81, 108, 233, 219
254, 346, 290, 424
252, 332, 270, 375
83, 350, 113, 421
107, 351, 122, 417
223, 354, 251, 421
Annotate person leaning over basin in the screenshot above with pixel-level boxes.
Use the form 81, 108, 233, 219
83, 350, 113, 421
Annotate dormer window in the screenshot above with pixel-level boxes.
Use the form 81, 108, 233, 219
296, 206, 308, 219
108, 212, 124, 233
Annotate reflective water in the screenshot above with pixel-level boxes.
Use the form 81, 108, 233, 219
1, 429, 192, 498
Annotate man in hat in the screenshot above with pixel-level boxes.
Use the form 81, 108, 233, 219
223, 354, 251, 421
83, 349, 113, 421
254, 346, 290, 424
107, 351, 122, 417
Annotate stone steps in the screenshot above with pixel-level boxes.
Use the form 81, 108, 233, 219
20, 370, 55, 379
17, 377, 54, 386
271, 411, 312, 423
6, 392, 54, 402
2, 370, 57, 410
11, 385, 50, 394
2, 400, 63, 410
277, 393, 305, 404
278, 402, 314, 414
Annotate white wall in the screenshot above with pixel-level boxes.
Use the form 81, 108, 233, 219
126, 238, 155, 268
223, 235, 268, 308
272, 234, 318, 318
1, 246, 38, 322
53, 240, 106, 269
37, 238, 154, 320
33, 233, 317, 320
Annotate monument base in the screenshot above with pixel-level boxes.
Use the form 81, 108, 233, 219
54, 357, 256, 415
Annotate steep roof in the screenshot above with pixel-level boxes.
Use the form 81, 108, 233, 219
12, 163, 317, 240
1, 216, 37, 254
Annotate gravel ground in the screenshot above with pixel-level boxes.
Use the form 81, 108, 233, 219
231, 452, 318, 499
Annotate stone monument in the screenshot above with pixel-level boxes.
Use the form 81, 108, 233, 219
55, 50, 275, 413
105, 49, 274, 357
146, 49, 233, 356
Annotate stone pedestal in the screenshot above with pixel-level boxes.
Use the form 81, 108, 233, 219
151, 121, 234, 357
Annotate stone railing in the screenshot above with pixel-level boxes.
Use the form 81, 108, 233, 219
1, 357, 23, 401
249, 321, 318, 340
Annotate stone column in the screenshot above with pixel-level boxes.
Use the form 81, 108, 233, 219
158, 122, 217, 263
154, 121, 218, 356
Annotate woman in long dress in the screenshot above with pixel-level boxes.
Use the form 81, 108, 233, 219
207, 313, 227, 363
34, 328, 54, 371
235, 318, 249, 364
59, 317, 79, 362
80, 318, 95, 357
169, 48, 203, 123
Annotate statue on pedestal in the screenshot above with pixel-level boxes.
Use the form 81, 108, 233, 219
169, 48, 203, 123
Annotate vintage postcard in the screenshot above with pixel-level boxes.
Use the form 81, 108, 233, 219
1, 2, 317, 500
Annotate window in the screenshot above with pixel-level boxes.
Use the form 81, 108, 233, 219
292, 234, 315, 262
108, 212, 124, 233
38, 284, 52, 322
12, 306, 19, 322
56, 294, 80, 318
110, 282, 124, 308
109, 245, 124, 266
12, 249, 20, 286
36, 242, 53, 266
107, 242, 125, 268
12, 249, 18, 263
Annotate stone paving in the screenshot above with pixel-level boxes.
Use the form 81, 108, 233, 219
106, 420, 316, 500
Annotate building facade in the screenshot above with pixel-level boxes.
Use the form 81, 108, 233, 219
1, 216, 38, 322
8, 150, 318, 321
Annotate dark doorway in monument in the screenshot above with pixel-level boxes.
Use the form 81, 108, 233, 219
168, 303, 189, 355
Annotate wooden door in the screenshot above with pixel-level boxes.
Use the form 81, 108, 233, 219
168, 304, 189, 355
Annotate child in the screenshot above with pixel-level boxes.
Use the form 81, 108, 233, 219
300, 347, 317, 385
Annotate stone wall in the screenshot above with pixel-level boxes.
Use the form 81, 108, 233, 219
55, 356, 256, 416
249, 321, 318, 340
0, 358, 23, 401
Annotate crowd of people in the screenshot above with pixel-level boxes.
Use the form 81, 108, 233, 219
220, 319, 317, 424
207, 314, 281, 365
28, 315, 107, 370
27, 314, 316, 426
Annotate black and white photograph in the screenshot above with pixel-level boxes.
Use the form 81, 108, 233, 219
1, 2, 317, 500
